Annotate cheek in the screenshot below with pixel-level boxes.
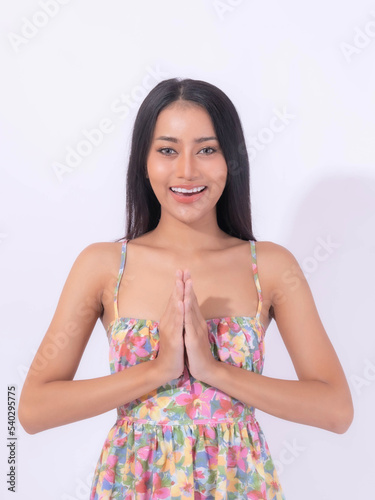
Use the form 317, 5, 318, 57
214, 163, 228, 186
147, 159, 169, 184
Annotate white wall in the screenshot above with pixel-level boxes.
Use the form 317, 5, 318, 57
1, 1, 375, 499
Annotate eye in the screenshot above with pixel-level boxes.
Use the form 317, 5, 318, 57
158, 147, 176, 155
199, 147, 216, 155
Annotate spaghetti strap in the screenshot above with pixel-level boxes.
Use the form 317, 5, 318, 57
113, 239, 129, 320
249, 240, 263, 320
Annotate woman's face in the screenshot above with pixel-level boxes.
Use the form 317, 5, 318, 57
146, 101, 228, 226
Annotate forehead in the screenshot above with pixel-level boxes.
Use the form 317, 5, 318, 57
153, 101, 215, 136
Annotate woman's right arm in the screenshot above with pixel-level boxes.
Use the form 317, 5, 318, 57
18, 243, 181, 435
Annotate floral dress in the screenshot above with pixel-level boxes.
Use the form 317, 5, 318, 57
90, 239, 286, 499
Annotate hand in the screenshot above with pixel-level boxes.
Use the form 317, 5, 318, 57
183, 270, 218, 382
155, 269, 185, 380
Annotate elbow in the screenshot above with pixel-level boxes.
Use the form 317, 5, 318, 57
18, 403, 41, 435
18, 380, 51, 434
18, 394, 46, 435
18, 407, 35, 435
328, 399, 354, 434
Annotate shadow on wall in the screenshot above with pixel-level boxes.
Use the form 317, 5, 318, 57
265, 172, 375, 361
262, 172, 375, 393
284, 173, 375, 327
284, 173, 375, 426
262, 173, 375, 499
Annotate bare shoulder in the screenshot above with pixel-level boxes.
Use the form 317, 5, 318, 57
254, 240, 297, 261
77, 240, 122, 257
77, 241, 123, 265
254, 240, 305, 300
70, 241, 124, 296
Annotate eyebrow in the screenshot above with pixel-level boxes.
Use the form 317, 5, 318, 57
155, 135, 218, 143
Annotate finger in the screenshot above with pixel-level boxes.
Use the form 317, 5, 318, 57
184, 294, 198, 328
177, 299, 184, 315
175, 282, 184, 320
175, 270, 184, 299
165, 270, 183, 327
183, 269, 191, 282
184, 292, 194, 326
185, 279, 205, 329
184, 279, 197, 307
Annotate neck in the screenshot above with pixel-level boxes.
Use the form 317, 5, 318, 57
147, 212, 229, 253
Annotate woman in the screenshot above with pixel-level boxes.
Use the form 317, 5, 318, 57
18, 78, 354, 499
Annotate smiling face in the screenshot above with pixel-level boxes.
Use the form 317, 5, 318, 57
146, 100, 228, 227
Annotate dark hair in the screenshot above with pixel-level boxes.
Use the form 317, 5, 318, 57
116, 77, 257, 242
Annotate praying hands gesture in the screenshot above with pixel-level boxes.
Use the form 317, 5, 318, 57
156, 269, 218, 382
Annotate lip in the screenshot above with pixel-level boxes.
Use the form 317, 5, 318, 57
169, 186, 207, 204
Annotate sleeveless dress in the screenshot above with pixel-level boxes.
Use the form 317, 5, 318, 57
90, 239, 286, 500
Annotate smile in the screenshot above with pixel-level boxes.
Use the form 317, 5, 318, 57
169, 186, 207, 203
170, 186, 206, 194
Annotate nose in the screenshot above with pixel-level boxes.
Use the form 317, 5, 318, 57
176, 151, 198, 180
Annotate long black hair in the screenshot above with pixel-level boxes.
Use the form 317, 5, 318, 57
117, 77, 257, 242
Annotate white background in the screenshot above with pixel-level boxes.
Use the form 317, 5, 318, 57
1, 1, 375, 499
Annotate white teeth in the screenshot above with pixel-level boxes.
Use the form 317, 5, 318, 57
171, 186, 206, 194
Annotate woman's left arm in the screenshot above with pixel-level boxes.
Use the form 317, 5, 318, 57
186, 243, 354, 434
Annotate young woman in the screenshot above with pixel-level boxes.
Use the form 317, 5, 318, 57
18, 78, 354, 499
